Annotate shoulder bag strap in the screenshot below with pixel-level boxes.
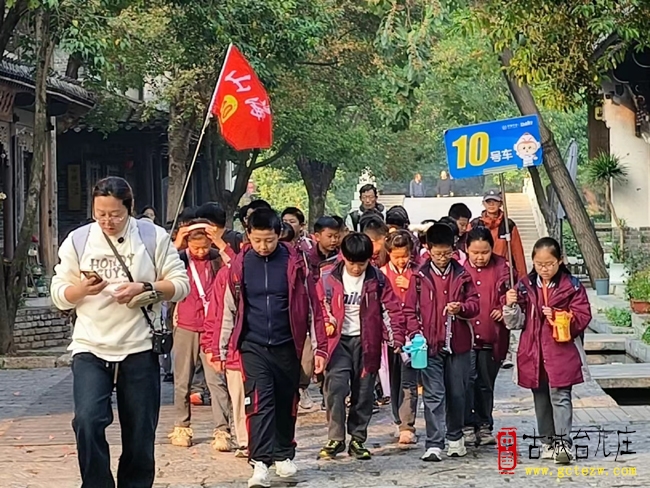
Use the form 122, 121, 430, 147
102, 232, 158, 333
189, 259, 209, 315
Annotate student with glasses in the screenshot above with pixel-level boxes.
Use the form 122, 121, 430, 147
51, 176, 190, 488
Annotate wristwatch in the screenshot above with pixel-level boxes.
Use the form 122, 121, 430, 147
142, 282, 154, 292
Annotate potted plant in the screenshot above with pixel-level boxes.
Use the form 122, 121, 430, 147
587, 153, 628, 251
626, 270, 650, 314
610, 243, 628, 285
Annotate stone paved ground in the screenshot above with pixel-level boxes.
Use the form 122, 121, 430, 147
0, 367, 648, 488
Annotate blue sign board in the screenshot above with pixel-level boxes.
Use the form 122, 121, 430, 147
444, 115, 543, 179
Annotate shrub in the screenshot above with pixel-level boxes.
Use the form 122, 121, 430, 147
626, 270, 650, 301
604, 307, 632, 327
642, 323, 650, 345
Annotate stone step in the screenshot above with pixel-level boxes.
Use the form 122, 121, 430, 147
590, 363, 650, 388
583, 334, 627, 352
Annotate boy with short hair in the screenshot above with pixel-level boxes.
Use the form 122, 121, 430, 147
360, 215, 389, 268
281, 206, 313, 252
448, 203, 472, 252
308, 216, 342, 276
403, 224, 479, 462
318, 233, 405, 460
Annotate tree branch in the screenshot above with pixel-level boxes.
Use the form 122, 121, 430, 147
252, 139, 295, 170
589, 32, 621, 64
0, 0, 29, 56
295, 59, 339, 67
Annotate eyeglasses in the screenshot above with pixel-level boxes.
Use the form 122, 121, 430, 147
93, 213, 127, 224
534, 261, 559, 270
430, 251, 454, 259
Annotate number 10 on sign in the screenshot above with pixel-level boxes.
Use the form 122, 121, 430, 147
451, 132, 489, 169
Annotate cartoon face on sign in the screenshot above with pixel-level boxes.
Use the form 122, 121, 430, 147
513, 133, 541, 167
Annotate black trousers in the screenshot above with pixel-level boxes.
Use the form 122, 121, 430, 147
241, 340, 301, 466
324, 335, 376, 443
465, 349, 501, 430
72, 350, 161, 488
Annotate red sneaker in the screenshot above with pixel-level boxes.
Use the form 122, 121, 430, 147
190, 392, 202, 406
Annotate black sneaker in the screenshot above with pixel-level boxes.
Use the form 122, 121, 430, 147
348, 440, 372, 460
318, 440, 345, 460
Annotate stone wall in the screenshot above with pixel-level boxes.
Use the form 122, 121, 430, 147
13, 307, 72, 350
593, 224, 650, 255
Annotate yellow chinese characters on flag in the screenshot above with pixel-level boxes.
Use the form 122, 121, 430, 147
210, 45, 273, 151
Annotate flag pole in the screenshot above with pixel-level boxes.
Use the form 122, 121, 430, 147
499, 172, 516, 288
166, 43, 234, 236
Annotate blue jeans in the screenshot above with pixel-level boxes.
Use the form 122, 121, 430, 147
72, 350, 161, 488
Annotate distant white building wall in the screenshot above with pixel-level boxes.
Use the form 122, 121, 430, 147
603, 97, 650, 228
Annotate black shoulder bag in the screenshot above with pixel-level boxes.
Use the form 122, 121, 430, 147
103, 233, 173, 355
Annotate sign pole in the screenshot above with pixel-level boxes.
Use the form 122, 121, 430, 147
499, 173, 516, 288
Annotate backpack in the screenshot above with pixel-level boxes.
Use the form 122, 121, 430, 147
349, 210, 361, 232
72, 219, 157, 270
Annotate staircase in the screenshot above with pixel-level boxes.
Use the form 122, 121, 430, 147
504, 193, 542, 270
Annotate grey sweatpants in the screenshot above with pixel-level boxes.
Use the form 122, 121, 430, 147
173, 327, 232, 430
324, 335, 376, 443
532, 382, 573, 446
421, 351, 471, 449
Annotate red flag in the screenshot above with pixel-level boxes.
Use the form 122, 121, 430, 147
210, 45, 273, 151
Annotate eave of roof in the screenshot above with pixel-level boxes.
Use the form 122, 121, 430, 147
0, 58, 95, 109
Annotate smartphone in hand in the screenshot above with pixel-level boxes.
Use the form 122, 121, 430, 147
81, 270, 103, 284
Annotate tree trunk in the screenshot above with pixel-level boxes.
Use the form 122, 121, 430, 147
166, 102, 194, 221
295, 157, 337, 230
605, 182, 624, 252
501, 49, 608, 285
528, 166, 559, 239
0, 8, 53, 354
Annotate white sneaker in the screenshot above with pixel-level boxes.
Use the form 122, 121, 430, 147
447, 437, 467, 457
421, 447, 443, 462
275, 458, 298, 478
299, 389, 314, 410
554, 444, 574, 465
248, 461, 270, 488
541, 444, 555, 460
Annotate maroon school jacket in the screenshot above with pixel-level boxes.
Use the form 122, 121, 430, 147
463, 255, 511, 361
220, 242, 328, 362
318, 261, 405, 374
514, 272, 592, 389
403, 259, 480, 355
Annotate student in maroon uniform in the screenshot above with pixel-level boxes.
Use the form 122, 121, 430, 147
169, 219, 234, 450
216, 208, 328, 487
202, 264, 249, 458
281, 207, 313, 253
307, 216, 341, 277
448, 203, 472, 252
461, 227, 510, 448
381, 230, 420, 445
360, 215, 389, 268
403, 223, 479, 462
317, 233, 405, 461
503, 237, 591, 465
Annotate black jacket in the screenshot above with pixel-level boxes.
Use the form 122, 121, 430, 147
242, 244, 292, 346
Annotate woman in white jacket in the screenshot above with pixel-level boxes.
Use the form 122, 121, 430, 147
51, 177, 190, 488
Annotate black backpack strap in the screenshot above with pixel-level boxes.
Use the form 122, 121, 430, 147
350, 210, 360, 232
